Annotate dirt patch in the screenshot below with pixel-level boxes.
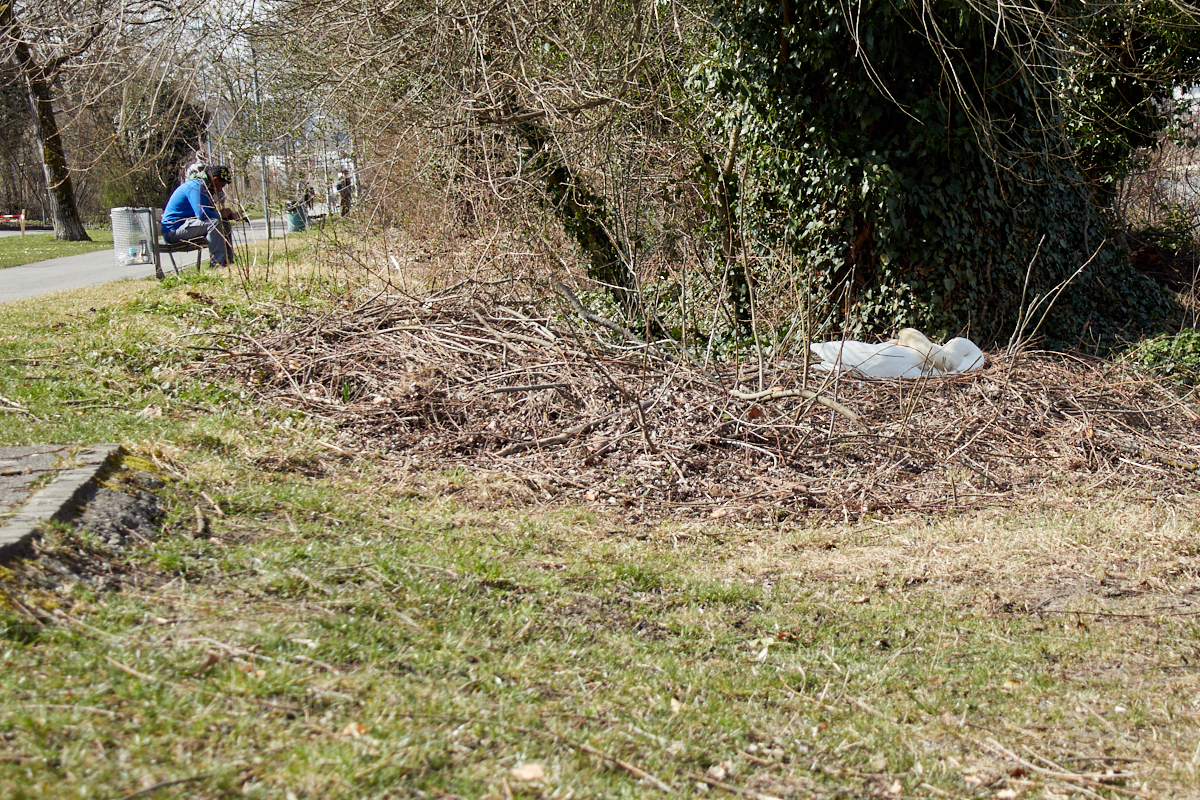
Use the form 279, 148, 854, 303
550, 593, 673, 641
0, 467, 165, 622
70, 473, 164, 551
196, 285, 1200, 524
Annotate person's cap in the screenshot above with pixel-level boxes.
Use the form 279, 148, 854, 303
206, 165, 231, 183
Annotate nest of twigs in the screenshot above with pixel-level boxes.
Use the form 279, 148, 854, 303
199, 284, 1200, 521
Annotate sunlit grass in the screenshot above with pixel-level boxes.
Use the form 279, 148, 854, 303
0, 229, 114, 269
0, 257, 1198, 798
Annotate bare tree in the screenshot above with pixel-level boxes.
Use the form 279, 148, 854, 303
0, 0, 104, 239
268, 0, 718, 314
0, 0, 225, 237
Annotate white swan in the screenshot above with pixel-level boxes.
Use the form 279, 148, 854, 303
810, 328, 984, 378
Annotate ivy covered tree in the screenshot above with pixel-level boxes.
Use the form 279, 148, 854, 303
706, 0, 1192, 347
1063, 0, 1200, 201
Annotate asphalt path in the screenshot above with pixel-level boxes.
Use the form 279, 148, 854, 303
0, 217, 285, 304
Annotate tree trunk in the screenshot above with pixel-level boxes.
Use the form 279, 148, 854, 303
4, 6, 90, 241
511, 113, 638, 313
700, 123, 750, 326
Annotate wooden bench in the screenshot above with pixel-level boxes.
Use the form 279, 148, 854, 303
148, 208, 245, 279
144, 207, 206, 279
153, 237, 205, 279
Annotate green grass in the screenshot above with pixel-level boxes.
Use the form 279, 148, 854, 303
0, 265, 1198, 798
0, 229, 114, 269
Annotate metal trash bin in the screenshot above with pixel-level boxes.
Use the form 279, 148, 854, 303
110, 207, 157, 267
284, 202, 308, 233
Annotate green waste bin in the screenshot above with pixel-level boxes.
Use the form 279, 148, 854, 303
284, 204, 307, 232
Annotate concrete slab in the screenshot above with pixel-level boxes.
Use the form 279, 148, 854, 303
0, 444, 123, 561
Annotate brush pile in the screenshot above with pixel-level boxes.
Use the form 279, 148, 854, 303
200, 284, 1200, 520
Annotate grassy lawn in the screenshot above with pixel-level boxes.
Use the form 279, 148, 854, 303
0, 256, 1198, 799
0, 229, 114, 269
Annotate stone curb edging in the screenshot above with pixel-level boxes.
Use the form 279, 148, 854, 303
0, 443, 124, 562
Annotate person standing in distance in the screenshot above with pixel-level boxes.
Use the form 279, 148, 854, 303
161, 165, 240, 268
336, 170, 352, 217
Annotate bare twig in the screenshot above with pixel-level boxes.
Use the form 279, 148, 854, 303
116, 775, 212, 800
687, 772, 787, 800
197, 287, 1200, 522
729, 386, 862, 429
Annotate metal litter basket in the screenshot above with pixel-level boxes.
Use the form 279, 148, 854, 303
110, 207, 157, 268
284, 202, 308, 232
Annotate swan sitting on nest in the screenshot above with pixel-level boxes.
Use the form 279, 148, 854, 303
810, 328, 984, 378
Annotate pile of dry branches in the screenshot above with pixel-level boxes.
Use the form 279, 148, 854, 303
199, 284, 1200, 520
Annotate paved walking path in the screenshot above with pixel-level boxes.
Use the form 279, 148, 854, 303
0, 229, 52, 238
0, 216, 285, 304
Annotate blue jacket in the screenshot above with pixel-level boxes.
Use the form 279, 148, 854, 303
161, 179, 219, 235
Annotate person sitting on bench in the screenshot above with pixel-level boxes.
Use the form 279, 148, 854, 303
161, 164, 241, 268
